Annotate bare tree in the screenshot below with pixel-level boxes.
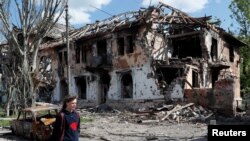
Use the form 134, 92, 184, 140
0, 0, 66, 110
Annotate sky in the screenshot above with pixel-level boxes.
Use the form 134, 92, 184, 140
66, 0, 236, 31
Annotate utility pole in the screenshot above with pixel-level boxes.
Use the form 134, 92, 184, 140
65, 1, 71, 96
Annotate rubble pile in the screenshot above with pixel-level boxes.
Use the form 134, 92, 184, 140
123, 103, 214, 124
79, 102, 250, 126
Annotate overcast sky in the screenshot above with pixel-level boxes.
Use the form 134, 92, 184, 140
62, 0, 235, 31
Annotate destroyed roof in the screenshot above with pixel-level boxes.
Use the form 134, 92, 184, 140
45, 23, 74, 39
69, 11, 140, 40
69, 2, 213, 40
40, 2, 246, 49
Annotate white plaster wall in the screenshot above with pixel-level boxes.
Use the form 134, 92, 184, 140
205, 31, 212, 62
133, 63, 162, 99
68, 74, 77, 96
146, 31, 166, 61
203, 63, 212, 88
171, 83, 183, 100
70, 74, 99, 101
108, 62, 162, 100
108, 71, 120, 100
52, 74, 61, 101
205, 30, 222, 62
185, 70, 192, 89
88, 80, 99, 101
53, 71, 100, 102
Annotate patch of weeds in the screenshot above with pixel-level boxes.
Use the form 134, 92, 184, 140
80, 116, 94, 123
0, 120, 11, 127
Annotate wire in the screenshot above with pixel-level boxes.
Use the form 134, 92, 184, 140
89, 4, 113, 17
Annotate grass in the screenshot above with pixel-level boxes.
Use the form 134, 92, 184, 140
80, 116, 94, 123
0, 120, 11, 127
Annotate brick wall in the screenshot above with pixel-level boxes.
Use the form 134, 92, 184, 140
184, 79, 235, 116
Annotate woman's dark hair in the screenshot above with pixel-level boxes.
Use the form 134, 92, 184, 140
62, 95, 77, 109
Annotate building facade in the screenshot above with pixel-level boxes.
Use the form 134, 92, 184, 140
39, 3, 246, 115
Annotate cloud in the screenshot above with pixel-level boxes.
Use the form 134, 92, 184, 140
59, 0, 111, 25
141, 0, 208, 13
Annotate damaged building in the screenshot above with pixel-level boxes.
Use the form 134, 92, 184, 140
39, 2, 246, 115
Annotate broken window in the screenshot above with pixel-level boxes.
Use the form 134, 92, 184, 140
117, 37, 125, 55
82, 46, 87, 63
100, 72, 111, 103
126, 35, 134, 54
229, 45, 234, 62
39, 56, 52, 82
97, 40, 107, 64
192, 70, 199, 87
121, 73, 133, 98
58, 51, 68, 65
75, 77, 87, 99
60, 80, 68, 99
64, 51, 68, 65
211, 68, 220, 87
211, 38, 218, 61
75, 45, 80, 64
172, 36, 201, 59
157, 68, 183, 85
58, 52, 63, 63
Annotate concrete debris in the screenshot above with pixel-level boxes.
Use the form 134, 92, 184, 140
127, 102, 215, 124
92, 104, 115, 113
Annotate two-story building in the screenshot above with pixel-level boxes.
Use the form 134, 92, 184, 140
39, 2, 246, 115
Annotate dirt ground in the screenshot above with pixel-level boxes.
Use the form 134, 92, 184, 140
78, 103, 250, 141
79, 106, 208, 141
1, 103, 249, 141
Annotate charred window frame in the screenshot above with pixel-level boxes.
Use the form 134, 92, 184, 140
229, 45, 234, 62
211, 38, 218, 61
81, 46, 87, 63
211, 68, 220, 87
75, 77, 87, 99
118, 71, 133, 99
117, 37, 125, 55
64, 51, 68, 65
172, 36, 201, 59
192, 70, 199, 88
58, 51, 67, 65
75, 45, 80, 64
97, 40, 107, 57
97, 40, 107, 65
58, 52, 63, 63
126, 35, 134, 54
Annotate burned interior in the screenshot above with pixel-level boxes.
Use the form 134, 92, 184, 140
38, 2, 246, 115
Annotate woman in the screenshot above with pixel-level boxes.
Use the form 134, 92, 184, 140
50, 95, 80, 141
